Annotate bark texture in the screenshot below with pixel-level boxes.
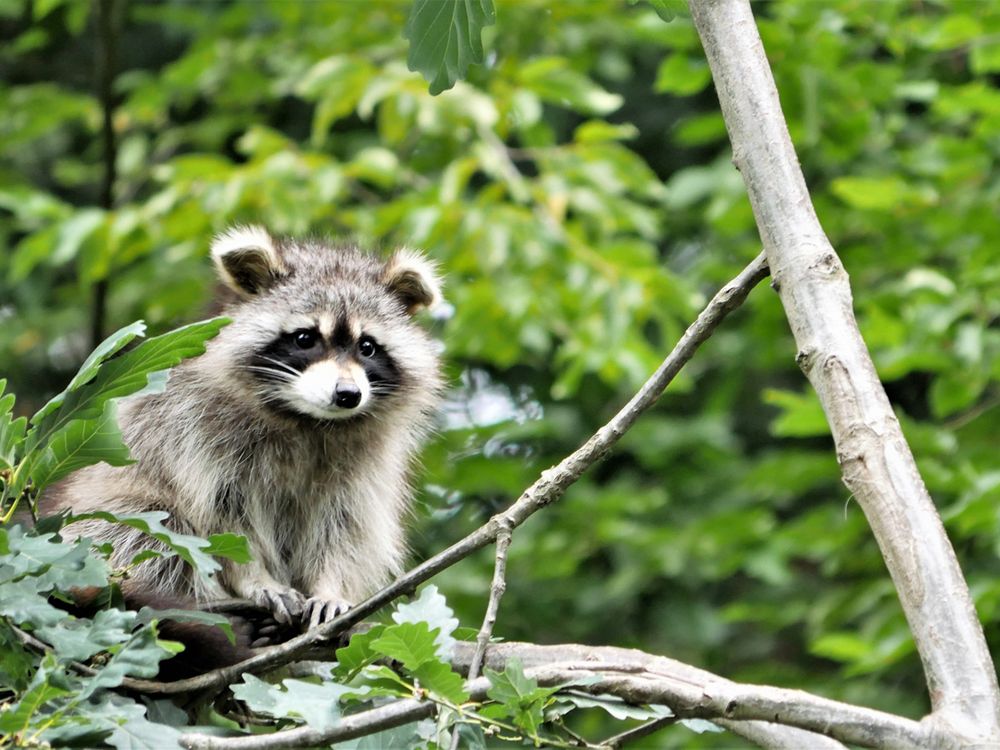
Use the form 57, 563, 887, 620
688, 0, 1000, 739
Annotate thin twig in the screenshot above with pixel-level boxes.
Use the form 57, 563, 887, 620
125, 252, 770, 696
468, 522, 512, 682
599, 715, 677, 748
447, 522, 513, 750
10, 623, 99, 678
942, 389, 1000, 431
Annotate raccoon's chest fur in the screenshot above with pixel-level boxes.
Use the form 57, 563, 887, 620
127, 388, 409, 594
203, 428, 391, 587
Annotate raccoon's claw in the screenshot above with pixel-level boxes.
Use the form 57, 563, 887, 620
303, 596, 352, 630
256, 587, 306, 625
256, 621, 281, 637
247, 615, 298, 648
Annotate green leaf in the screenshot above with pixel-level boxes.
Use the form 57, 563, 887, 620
36, 608, 137, 662
78, 628, 172, 699
1, 578, 69, 627
370, 621, 440, 670
355, 664, 413, 696
392, 584, 459, 659
553, 692, 672, 721
24, 317, 230, 462
334, 624, 386, 679
811, 632, 874, 663
203, 533, 252, 565
296, 55, 376, 146
929, 370, 986, 418
404, 0, 497, 95
0, 525, 109, 593
135, 607, 235, 645
334, 722, 430, 750
412, 659, 468, 704
484, 658, 562, 736
39, 692, 183, 750
574, 120, 639, 144
763, 388, 830, 438
231, 674, 354, 731
655, 53, 712, 96
830, 175, 937, 211
29, 400, 134, 490
679, 719, 724, 734
519, 57, 622, 116
67, 322, 149, 399
647, 0, 688, 21
100, 698, 183, 750
485, 657, 536, 706
6, 209, 109, 283
0, 379, 27, 471
69, 510, 225, 577
0, 670, 71, 734
0, 620, 35, 693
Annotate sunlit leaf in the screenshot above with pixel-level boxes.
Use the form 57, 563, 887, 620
29, 400, 133, 489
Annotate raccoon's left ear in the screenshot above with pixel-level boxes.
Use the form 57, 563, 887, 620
211, 225, 287, 298
383, 249, 442, 315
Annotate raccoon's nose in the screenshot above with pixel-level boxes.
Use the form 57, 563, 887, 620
334, 383, 362, 409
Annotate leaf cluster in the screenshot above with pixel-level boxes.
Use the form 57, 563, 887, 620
0, 317, 246, 748
226, 586, 686, 749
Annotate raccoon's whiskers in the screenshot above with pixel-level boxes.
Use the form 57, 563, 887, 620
243, 365, 296, 382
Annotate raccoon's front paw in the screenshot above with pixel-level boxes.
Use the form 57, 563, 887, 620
302, 596, 352, 630
254, 586, 307, 626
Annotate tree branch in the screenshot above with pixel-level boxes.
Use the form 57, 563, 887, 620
688, 0, 1000, 738
467, 521, 512, 683
181, 641, 950, 750
447, 521, 513, 750
124, 251, 768, 696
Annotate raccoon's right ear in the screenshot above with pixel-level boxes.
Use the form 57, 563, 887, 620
211, 225, 286, 298
383, 249, 442, 315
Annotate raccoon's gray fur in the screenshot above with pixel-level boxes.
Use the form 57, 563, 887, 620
51, 226, 443, 627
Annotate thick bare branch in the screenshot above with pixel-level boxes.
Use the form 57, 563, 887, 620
129, 251, 770, 696
181, 641, 948, 750
688, 0, 1000, 738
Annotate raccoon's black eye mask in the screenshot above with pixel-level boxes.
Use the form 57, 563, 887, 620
252, 329, 327, 377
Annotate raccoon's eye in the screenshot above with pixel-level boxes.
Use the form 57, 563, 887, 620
293, 329, 319, 349
358, 336, 377, 358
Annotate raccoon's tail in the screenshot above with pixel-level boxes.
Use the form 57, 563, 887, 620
68, 585, 272, 680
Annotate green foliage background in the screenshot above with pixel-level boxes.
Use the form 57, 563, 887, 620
2, 0, 999, 745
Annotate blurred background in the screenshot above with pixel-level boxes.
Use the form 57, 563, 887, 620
2, 0, 999, 745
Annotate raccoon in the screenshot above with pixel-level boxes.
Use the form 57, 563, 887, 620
49, 226, 443, 631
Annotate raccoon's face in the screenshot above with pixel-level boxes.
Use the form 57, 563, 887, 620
248, 314, 400, 420
210, 226, 441, 422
